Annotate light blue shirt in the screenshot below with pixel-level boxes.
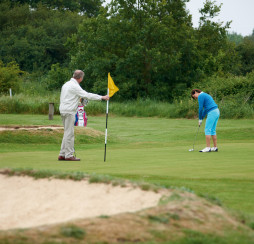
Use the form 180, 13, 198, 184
198, 92, 218, 120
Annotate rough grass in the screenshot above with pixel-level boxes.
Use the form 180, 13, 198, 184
0, 168, 162, 193
0, 94, 253, 118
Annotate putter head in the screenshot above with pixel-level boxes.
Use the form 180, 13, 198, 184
189, 149, 194, 152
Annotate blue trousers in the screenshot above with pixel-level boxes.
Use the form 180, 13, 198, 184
205, 108, 220, 136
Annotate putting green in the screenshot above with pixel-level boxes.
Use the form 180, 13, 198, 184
0, 115, 253, 216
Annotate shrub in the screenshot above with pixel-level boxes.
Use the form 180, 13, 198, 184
188, 72, 254, 103
44, 63, 72, 90
178, 72, 254, 119
0, 60, 24, 94
60, 225, 86, 239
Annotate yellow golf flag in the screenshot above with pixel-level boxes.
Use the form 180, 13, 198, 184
108, 73, 119, 97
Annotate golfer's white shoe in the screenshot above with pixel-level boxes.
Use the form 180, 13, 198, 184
211, 147, 218, 152
199, 147, 211, 152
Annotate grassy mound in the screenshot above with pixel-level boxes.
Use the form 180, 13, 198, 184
0, 170, 253, 244
0, 126, 105, 144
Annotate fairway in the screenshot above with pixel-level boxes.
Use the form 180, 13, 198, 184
0, 114, 253, 218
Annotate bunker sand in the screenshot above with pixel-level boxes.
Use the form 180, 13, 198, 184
0, 175, 163, 230
0, 174, 250, 243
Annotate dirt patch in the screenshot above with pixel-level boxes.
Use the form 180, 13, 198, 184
75, 127, 104, 137
0, 125, 104, 136
0, 125, 63, 131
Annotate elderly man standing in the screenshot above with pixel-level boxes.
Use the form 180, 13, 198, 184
58, 70, 109, 161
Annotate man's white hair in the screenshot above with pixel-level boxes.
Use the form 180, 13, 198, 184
73, 70, 84, 79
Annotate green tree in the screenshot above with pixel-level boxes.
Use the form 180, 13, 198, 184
45, 63, 72, 90
0, 60, 24, 94
227, 32, 244, 45
68, 0, 198, 101
195, 0, 240, 76
9, 0, 104, 16
237, 36, 254, 75
0, 1, 83, 73
68, 0, 240, 101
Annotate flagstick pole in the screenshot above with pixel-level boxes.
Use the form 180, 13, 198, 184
104, 89, 109, 162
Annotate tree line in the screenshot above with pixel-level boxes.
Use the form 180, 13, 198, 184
0, 0, 254, 101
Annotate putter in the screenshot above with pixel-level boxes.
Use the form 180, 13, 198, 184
189, 125, 200, 151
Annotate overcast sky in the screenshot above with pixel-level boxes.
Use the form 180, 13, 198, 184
186, 0, 254, 36
103, 0, 254, 37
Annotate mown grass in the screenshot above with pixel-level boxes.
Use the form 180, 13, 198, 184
0, 114, 254, 233
169, 230, 254, 244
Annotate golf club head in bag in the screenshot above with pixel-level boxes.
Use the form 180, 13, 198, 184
81, 98, 89, 106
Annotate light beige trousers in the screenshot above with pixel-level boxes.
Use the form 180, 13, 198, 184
59, 113, 75, 158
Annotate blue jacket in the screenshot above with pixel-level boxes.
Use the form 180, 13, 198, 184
198, 92, 218, 120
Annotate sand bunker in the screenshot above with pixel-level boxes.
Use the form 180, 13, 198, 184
0, 175, 163, 230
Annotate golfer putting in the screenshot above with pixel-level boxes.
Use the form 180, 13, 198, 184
191, 89, 220, 152
58, 70, 109, 161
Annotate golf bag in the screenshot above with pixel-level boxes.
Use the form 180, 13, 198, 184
74, 105, 87, 127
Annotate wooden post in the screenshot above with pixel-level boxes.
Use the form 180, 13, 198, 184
49, 103, 54, 120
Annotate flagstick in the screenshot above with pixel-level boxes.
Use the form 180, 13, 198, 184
104, 89, 109, 162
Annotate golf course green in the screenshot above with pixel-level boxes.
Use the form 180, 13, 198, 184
0, 114, 253, 219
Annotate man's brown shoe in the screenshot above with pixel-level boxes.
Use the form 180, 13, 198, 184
58, 156, 65, 161
65, 156, 80, 161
